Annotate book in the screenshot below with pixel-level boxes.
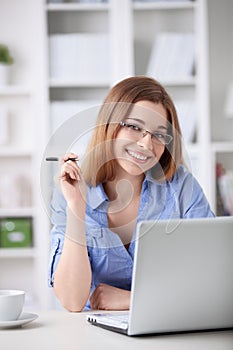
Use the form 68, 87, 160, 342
216, 163, 233, 216
49, 33, 110, 84
147, 32, 195, 82
50, 100, 101, 134
175, 100, 196, 143
133, 0, 193, 2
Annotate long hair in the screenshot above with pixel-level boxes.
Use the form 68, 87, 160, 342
81, 76, 183, 186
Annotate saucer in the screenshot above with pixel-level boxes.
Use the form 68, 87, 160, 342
0, 312, 38, 329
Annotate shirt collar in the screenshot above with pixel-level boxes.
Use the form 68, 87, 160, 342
144, 169, 167, 185
87, 183, 109, 210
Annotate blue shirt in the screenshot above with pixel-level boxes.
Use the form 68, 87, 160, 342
48, 165, 214, 310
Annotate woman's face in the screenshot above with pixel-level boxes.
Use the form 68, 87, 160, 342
113, 100, 170, 178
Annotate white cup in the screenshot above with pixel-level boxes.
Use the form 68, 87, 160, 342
0, 290, 25, 321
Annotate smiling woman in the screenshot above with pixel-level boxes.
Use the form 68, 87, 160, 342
48, 76, 214, 313
111, 101, 168, 178
81, 77, 182, 186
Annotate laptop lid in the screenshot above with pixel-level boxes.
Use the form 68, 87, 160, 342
128, 217, 233, 335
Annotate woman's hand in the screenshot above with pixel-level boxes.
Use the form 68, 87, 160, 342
90, 284, 130, 310
59, 153, 87, 212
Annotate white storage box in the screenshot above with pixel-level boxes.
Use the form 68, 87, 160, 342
49, 33, 110, 84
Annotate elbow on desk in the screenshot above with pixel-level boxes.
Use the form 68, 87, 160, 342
63, 303, 84, 313
56, 294, 87, 313
53, 286, 88, 313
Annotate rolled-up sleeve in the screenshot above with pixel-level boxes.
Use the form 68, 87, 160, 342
48, 187, 67, 287
178, 169, 215, 218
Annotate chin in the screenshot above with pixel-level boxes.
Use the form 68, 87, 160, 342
120, 160, 156, 177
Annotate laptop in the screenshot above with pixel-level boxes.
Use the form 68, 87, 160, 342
86, 216, 233, 336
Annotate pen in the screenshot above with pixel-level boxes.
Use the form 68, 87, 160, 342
45, 157, 78, 162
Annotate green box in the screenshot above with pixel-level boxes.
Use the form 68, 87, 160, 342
0, 218, 33, 248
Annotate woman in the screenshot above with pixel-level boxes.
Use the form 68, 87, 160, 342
48, 76, 214, 312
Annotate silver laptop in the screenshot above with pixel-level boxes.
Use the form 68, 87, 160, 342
86, 217, 233, 336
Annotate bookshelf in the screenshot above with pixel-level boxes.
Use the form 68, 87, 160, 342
208, 0, 233, 212
46, 0, 110, 141
0, 0, 232, 310
0, 0, 51, 310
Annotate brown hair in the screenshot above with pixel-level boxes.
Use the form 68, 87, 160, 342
81, 76, 183, 186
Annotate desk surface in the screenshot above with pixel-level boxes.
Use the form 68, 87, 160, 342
1, 311, 233, 350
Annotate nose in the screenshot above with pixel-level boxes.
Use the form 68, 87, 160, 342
137, 131, 153, 150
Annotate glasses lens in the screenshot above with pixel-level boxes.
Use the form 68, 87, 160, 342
120, 122, 172, 145
151, 133, 172, 145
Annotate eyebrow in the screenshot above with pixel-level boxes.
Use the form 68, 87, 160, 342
126, 117, 168, 131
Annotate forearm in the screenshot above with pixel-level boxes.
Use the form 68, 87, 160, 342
54, 207, 91, 312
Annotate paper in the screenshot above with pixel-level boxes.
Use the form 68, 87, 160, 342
49, 33, 110, 84
147, 32, 195, 82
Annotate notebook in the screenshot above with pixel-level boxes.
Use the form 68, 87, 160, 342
86, 216, 233, 336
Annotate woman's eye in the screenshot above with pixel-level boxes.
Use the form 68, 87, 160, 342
127, 124, 141, 131
153, 132, 165, 140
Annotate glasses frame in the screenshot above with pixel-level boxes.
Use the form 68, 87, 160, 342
119, 121, 173, 145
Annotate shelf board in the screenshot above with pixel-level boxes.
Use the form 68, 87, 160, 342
211, 142, 233, 153
46, 3, 109, 12
0, 85, 31, 96
0, 207, 35, 218
49, 79, 110, 88
162, 76, 196, 87
0, 147, 33, 158
0, 248, 36, 259
133, 0, 196, 11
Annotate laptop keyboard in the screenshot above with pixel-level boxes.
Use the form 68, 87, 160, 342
87, 312, 129, 330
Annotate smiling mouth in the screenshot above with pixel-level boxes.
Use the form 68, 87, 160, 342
127, 149, 150, 162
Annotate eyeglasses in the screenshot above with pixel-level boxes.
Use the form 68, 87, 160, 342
119, 121, 173, 145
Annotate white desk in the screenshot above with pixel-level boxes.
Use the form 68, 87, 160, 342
1, 311, 233, 350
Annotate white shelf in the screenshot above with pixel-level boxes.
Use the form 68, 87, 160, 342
0, 207, 35, 217
211, 142, 233, 153
46, 3, 109, 11
0, 147, 33, 158
0, 86, 31, 96
49, 79, 110, 88
162, 77, 196, 87
0, 248, 37, 259
133, 1, 196, 10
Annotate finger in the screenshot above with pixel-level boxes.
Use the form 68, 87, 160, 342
90, 288, 101, 310
62, 160, 80, 173
63, 153, 78, 163
61, 163, 79, 181
63, 160, 81, 179
60, 170, 77, 182
90, 293, 97, 310
91, 285, 107, 310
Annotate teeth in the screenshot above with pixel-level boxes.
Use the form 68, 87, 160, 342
128, 150, 147, 161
